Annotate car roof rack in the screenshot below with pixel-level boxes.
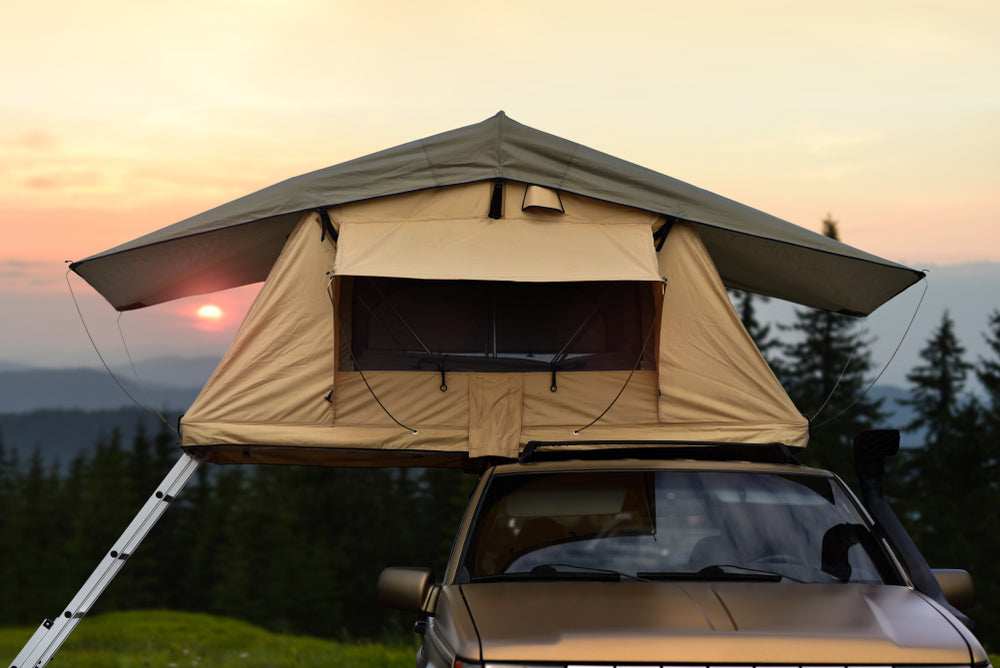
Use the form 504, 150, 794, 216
517, 440, 801, 465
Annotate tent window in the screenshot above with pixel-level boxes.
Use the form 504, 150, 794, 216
344, 277, 652, 372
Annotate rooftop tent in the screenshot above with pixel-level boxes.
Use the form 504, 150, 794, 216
178, 182, 808, 466
66, 113, 925, 466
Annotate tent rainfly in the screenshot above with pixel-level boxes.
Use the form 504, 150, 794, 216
70, 112, 925, 467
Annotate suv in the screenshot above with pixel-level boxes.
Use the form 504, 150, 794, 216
378, 437, 989, 668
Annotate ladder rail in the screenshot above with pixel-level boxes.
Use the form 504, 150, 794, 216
10, 451, 204, 668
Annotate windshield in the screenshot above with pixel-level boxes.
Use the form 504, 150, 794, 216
460, 469, 899, 585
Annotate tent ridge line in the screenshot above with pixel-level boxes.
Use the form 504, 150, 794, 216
495, 111, 506, 179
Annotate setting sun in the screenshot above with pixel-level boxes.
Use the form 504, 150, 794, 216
197, 304, 223, 320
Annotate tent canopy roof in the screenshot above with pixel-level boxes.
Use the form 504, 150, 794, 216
71, 111, 923, 315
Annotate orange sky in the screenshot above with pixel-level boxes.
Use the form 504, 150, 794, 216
2, 0, 999, 366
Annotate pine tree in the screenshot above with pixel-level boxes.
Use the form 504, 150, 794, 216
189, 467, 246, 614
779, 215, 884, 481
969, 309, 1000, 644
899, 311, 971, 442
16, 450, 72, 622
117, 422, 182, 609
147, 421, 192, 610
208, 466, 298, 630
896, 311, 998, 647
0, 438, 24, 623
978, 309, 1000, 446
68, 429, 141, 613
172, 465, 216, 610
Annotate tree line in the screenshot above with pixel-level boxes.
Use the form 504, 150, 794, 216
1, 216, 998, 650
0, 427, 477, 641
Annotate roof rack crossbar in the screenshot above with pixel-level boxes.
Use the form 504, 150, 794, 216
518, 440, 799, 465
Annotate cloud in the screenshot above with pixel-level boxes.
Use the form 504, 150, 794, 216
0, 259, 65, 292
21, 167, 106, 191
8, 130, 57, 151
0, 259, 46, 277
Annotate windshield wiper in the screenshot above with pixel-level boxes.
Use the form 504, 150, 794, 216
470, 563, 798, 584
637, 565, 784, 582
470, 563, 642, 583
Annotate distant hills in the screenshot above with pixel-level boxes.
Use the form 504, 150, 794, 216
0, 367, 201, 413
0, 360, 33, 372
0, 356, 214, 465
0, 355, 217, 413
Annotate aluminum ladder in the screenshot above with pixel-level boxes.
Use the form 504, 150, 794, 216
10, 451, 204, 668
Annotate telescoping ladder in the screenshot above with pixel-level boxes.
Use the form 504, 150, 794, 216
10, 451, 204, 668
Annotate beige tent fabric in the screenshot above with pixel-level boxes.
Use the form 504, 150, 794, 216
331, 370, 660, 441
657, 222, 808, 446
180, 191, 808, 466
181, 211, 337, 433
469, 374, 523, 460
185, 370, 665, 465
332, 182, 662, 282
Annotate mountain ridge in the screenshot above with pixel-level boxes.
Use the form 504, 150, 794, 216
0, 367, 202, 414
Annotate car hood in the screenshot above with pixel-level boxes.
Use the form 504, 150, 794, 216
459, 582, 973, 665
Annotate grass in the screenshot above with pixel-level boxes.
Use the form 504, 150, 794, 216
1, 610, 415, 668
3, 610, 997, 668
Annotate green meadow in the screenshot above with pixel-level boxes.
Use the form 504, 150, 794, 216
4, 609, 999, 667
1, 610, 415, 668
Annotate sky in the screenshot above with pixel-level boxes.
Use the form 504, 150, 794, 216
2, 0, 999, 376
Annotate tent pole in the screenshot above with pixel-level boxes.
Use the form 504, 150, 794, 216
10, 450, 205, 668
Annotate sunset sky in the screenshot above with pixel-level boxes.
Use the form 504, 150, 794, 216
2, 0, 998, 370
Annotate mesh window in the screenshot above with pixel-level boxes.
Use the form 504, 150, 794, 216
344, 277, 653, 372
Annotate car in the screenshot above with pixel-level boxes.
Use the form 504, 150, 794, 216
378, 435, 989, 668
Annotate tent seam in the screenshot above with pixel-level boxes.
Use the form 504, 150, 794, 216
418, 140, 442, 187
556, 143, 581, 191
